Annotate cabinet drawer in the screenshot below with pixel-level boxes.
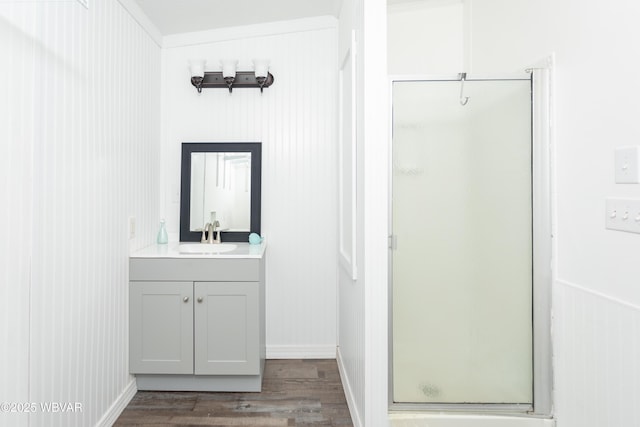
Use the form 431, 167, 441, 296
130, 258, 261, 282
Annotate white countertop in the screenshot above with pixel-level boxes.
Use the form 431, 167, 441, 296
130, 241, 266, 259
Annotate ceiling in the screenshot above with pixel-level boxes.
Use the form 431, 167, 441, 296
133, 0, 430, 35
133, 0, 343, 35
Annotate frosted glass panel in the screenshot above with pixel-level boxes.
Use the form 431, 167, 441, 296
392, 79, 533, 404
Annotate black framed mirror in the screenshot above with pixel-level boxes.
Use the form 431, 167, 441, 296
180, 142, 261, 243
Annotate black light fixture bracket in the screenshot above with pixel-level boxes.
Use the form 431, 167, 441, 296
191, 71, 274, 93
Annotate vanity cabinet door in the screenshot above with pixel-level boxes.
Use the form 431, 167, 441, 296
194, 282, 259, 375
130, 281, 194, 374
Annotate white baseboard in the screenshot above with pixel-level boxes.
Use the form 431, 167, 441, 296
266, 345, 336, 359
95, 378, 137, 427
337, 347, 363, 427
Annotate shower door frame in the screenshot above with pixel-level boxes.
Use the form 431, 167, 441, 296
388, 70, 553, 417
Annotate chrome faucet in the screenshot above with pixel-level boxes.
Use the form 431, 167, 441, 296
211, 220, 221, 244
201, 221, 221, 244
201, 223, 210, 243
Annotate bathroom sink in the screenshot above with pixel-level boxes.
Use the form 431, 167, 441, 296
178, 243, 238, 254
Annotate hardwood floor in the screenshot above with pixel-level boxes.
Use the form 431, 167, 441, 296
115, 359, 353, 427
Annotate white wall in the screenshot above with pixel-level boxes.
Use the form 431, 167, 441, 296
388, 0, 463, 74
337, 2, 365, 423
160, 18, 339, 358
0, 5, 33, 426
337, 0, 390, 426
467, 0, 640, 425
0, 1, 161, 426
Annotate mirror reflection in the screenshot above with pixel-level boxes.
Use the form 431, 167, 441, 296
189, 152, 252, 232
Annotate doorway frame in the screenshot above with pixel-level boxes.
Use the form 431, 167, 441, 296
387, 70, 553, 417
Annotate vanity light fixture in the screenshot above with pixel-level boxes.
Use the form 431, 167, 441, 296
188, 59, 274, 94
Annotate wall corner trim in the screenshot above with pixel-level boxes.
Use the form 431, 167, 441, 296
117, 0, 163, 47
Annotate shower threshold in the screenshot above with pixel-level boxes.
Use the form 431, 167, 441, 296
389, 412, 555, 427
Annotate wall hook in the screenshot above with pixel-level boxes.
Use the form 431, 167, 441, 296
459, 72, 470, 106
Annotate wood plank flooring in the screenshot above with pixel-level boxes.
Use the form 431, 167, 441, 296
115, 359, 353, 427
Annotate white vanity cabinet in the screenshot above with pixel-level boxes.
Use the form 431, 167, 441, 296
128, 245, 265, 392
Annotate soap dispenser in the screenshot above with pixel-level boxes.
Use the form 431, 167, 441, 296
157, 219, 168, 244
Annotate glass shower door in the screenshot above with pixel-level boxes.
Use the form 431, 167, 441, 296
391, 78, 533, 405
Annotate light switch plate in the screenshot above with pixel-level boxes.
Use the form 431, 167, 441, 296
615, 146, 640, 184
605, 198, 640, 234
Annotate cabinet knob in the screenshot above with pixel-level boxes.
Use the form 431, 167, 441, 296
183, 296, 189, 303
197, 297, 203, 303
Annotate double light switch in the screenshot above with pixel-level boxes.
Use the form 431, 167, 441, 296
606, 147, 640, 234
606, 198, 640, 234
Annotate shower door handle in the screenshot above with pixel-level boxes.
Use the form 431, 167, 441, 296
389, 234, 398, 250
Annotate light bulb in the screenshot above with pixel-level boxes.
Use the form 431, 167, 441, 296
252, 59, 270, 79
220, 59, 238, 79
189, 59, 206, 78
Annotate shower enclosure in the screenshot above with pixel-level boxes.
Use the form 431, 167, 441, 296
390, 73, 551, 415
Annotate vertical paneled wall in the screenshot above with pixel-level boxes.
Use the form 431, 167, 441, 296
336, 0, 390, 425
161, 22, 338, 357
336, 1, 366, 424
0, 5, 34, 427
0, 1, 161, 426
554, 281, 640, 427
